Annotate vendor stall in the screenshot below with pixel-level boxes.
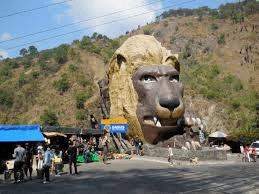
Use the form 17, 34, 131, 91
0, 125, 44, 179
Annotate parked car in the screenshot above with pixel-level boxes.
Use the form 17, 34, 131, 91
250, 141, 259, 157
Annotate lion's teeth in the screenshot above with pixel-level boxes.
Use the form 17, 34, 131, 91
156, 119, 161, 127
153, 117, 157, 123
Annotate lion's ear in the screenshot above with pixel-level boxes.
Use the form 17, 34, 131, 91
117, 54, 127, 71
164, 55, 180, 72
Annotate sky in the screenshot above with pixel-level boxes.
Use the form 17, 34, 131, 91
0, 0, 238, 59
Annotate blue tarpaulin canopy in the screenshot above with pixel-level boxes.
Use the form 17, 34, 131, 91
0, 125, 44, 142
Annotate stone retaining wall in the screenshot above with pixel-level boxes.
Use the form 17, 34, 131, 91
143, 144, 227, 161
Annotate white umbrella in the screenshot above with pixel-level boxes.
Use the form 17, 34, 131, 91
209, 131, 227, 138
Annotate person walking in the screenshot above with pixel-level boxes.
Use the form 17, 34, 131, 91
102, 136, 109, 164
23, 143, 33, 180
83, 140, 89, 162
168, 144, 174, 165
251, 146, 257, 162
42, 147, 53, 184
244, 146, 251, 162
13, 144, 26, 184
66, 142, 78, 175
135, 137, 141, 155
50, 148, 55, 176
37, 143, 44, 170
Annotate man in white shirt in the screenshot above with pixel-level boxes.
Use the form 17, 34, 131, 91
13, 144, 26, 183
168, 144, 174, 165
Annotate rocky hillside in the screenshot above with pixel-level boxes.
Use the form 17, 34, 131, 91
0, 1, 258, 142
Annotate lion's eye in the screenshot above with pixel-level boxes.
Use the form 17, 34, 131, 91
141, 75, 157, 83
169, 75, 179, 82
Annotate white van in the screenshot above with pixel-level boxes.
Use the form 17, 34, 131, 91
250, 141, 259, 157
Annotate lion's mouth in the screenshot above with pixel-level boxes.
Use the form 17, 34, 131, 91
143, 116, 177, 127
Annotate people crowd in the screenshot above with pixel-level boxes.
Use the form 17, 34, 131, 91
9, 134, 113, 184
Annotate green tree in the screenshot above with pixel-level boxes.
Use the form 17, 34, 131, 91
54, 44, 69, 64
91, 32, 98, 39
28, 46, 38, 56
19, 48, 28, 56
80, 36, 92, 49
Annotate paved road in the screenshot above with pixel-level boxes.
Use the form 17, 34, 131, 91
0, 159, 258, 194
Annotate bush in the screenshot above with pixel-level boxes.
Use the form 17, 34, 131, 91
170, 36, 176, 44
143, 28, 152, 35
111, 40, 120, 50
74, 90, 92, 109
68, 64, 78, 73
0, 65, 13, 80
68, 48, 80, 62
79, 79, 92, 87
16, 73, 27, 88
53, 73, 70, 94
4, 59, 19, 69
163, 21, 169, 27
39, 62, 62, 77
72, 39, 80, 45
80, 36, 92, 49
217, 33, 225, 45
75, 110, 87, 120
223, 74, 243, 91
209, 64, 221, 78
30, 71, 40, 80
38, 60, 47, 70
210, 23, 219, 30
22, 58, 32, 69
46, 64, 62, 75
0, 90, 14, 110
40, 110, 59, 126
54, 44, 70, 64
40, 50, 53, 61
182, 44, 192, 59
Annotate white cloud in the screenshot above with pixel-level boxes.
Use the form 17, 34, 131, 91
0, 32, 13, 41
0, 49, 9, 59
66, 0, 162, 38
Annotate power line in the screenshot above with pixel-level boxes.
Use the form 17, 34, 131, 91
0, 0, 163, 44
0, 0, 72, 19
5, 0, 197, 51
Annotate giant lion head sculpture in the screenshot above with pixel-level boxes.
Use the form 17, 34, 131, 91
108, 35, 185, 144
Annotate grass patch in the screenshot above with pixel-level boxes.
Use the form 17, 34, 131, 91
75, 109, 87, 120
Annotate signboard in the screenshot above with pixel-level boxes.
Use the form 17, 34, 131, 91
100, 118, 128, 133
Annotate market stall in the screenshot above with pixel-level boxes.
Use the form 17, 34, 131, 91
0, 125, 44, 180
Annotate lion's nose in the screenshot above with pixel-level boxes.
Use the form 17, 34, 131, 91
159, 98, 180, 110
